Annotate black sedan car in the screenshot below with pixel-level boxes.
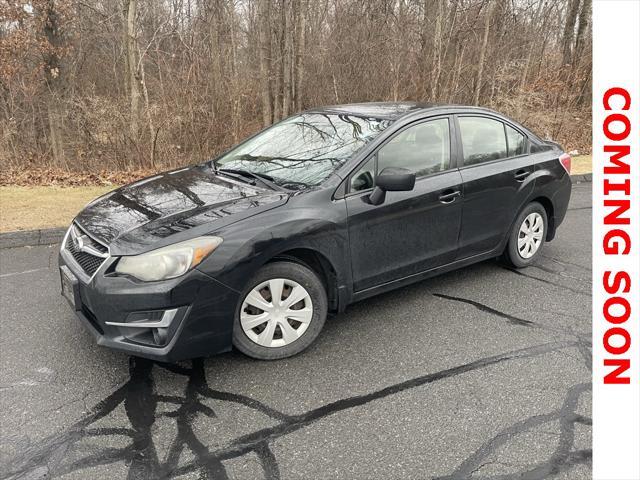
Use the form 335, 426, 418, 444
59, 102, 572, 361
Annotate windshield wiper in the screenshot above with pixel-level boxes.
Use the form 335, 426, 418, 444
217, 168, 282, 191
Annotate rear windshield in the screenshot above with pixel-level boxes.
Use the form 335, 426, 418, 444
215, 113, 391, 188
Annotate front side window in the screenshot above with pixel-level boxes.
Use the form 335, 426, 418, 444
506, 124, 526, 156
351, 157, 376, 191
215, 113, 391, 189
377, 118, 450, 176
459, 117, 507, 166
350, 118, 451, 192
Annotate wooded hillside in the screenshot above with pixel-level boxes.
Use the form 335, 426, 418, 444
1, 0, 592, 174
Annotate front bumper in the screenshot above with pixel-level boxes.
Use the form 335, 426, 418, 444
59, 249, 240, 362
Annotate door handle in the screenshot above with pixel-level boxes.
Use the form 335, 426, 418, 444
438, 190, 461, 204
514, 170, 531, 181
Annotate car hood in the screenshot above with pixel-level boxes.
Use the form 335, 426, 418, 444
74, 165, 289, 255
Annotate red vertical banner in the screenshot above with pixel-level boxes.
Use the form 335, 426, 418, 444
593, 1, 640, 478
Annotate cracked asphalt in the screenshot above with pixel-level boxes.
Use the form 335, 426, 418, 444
0, 184, 592, 479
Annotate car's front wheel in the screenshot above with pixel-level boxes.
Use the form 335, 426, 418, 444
232, 261, 327, 360
503, 201, 548, 268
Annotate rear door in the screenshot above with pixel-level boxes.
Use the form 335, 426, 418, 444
345, 116, 463, 292
454, 115, 535, 259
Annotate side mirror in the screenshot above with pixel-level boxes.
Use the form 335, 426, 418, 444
369, 167, 416, 205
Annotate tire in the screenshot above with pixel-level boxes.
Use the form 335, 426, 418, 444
232, 261, 328, 360
503, 201, 548, 268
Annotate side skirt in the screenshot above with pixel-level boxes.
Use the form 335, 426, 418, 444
350, 248, 502, 304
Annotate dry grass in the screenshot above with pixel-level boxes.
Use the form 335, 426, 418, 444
571, 155, 592, 175
0, 186, 116, 233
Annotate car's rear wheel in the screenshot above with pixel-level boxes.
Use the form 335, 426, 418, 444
232, 261, 327, 360
503, 202, 548, 268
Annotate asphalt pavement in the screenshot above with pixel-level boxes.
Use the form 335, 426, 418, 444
0, 184, 592, 480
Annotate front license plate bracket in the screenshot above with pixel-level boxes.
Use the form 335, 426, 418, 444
60, 266, 81, 311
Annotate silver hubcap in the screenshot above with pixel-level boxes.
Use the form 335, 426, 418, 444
518, 212, 544, 259
240, 278, 313, 348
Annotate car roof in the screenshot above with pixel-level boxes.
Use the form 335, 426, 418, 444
305, 102, 438, 120
304, 101, 512, 122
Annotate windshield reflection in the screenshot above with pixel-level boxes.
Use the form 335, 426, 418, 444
215, 113, 391, 188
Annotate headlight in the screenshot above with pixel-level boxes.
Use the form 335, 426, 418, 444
115, 236, 223, 281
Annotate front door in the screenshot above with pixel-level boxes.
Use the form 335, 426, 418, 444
345, 117, 463, 292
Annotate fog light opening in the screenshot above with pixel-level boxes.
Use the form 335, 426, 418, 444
153, 327, 169, 345
107, 308, 182, 347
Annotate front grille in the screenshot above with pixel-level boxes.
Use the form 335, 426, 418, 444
65, 224, 109, 277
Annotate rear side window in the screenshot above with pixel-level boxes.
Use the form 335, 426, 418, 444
506, 125, 526, 156
459, 117, 507, 166
530, 143, 553, 153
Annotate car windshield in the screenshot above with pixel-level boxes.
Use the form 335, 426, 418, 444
214, 113, 391, 188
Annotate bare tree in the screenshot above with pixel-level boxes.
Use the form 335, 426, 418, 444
41, 0, 67, 167
562, 0, 581, 65
474, 2, 492, 106
0, 0, 593, 175
574, 0, 591, 67
293, 0, 306, 111
124, 0, 141, 139
258, 0, 273, 126
281, 0, 293, 118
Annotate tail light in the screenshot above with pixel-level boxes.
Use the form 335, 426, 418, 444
559, 153, 571, 174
